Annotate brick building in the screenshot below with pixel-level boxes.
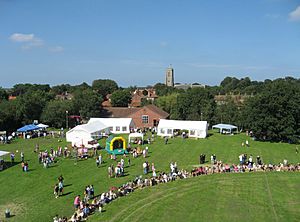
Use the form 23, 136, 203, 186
100, 104, 169, 129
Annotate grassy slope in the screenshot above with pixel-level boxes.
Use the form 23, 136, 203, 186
0, 133, 299, 221
97, 173, 300, 222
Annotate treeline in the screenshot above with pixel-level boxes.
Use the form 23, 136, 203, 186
0, 76, 299, 143
154, 77, 300, 143
0, 79, 119, 131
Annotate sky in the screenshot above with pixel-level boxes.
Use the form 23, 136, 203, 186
0, 0, 300, 88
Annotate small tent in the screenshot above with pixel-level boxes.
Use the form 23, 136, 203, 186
157, 119, 208, 138
128, 132, 144, 143
212, 124, 238, 134
37, 123, 49, 129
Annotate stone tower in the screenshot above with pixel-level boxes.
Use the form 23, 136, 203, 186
165, 65, 174, 87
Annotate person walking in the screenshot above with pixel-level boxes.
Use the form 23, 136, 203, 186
20, 152, 24, 162
10, 152, 15, 164
54, 184, 59, 198
58, 181, 64, 196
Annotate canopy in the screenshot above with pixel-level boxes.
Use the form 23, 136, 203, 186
212, 124, 238, 134
37, 123, 49, 128
17, 124, 40, 132
128, 133, 144, 143
0, 150, 9, 158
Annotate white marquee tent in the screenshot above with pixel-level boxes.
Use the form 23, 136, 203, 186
66, 121, 109, 147
157, 119, 208, 138
88, 118, 135, 134
128, 132, 144, 143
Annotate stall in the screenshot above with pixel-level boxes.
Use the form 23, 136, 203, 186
212, 124, 238, 134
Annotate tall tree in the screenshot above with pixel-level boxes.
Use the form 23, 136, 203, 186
41, 100, 73, 128
173, 88, 216, 122
0, 100, 20, 131
92, 79, 118, 98
16, 90, 54, 124
72, 89, 103, 119
0, 87, 8, 101
242, 80, 300, 142
110, 90, 131, 107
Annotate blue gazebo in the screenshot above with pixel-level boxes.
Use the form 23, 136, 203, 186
17, 124, 41, 132
212, 124, 238, 134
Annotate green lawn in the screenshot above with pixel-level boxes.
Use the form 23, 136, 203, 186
0, 132, 299, 222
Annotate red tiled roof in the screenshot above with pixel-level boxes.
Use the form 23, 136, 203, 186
144, 104, 169, 118
101, 107, 140, 118
101, 105, 169, 118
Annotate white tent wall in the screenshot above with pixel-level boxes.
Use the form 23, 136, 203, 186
128, 133, 144, 143
157, 119, 208, 139
66, 121, 110, 147
88, 118, 135, 134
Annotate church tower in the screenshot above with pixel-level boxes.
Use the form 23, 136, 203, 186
165, 65, 174, 87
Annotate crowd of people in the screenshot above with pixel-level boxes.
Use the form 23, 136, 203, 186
54, 154, 300, 222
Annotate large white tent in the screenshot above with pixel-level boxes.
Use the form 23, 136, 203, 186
88, 118, 135, 134
66, 121, 109, 147
157, 119, 208, 138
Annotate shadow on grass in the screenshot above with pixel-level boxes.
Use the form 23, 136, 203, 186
61, 191, 74, 196
0, 161, 21, 171
64, 184, 72, 187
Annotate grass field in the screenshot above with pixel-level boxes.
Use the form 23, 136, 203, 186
0, 132, 299, 222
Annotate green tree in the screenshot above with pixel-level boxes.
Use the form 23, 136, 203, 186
0, 100, 20, 131
72, 89, 103, 119
242, 80, 300, 142
16, 90, 54, 124
153, 83, 176, 96
173, 88, 216, 122
214, 97, 241, 125
0, 87, 8, 101
110, 90, 131, 107
11, 84, 51, 96
92, 79, 118, 98
51, 84, 72, 95
155, 93, 179, 117
41, 100, 73, 128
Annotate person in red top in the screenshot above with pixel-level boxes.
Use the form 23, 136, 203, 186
74, 195, 80, 209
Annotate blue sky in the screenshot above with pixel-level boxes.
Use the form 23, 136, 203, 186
0, 0, 300, 88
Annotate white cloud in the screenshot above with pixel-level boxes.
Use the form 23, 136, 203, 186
9, 33, 35, 42
289, 5, 300, 21
9, 33, 44, 49
48, 46, 64, 52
